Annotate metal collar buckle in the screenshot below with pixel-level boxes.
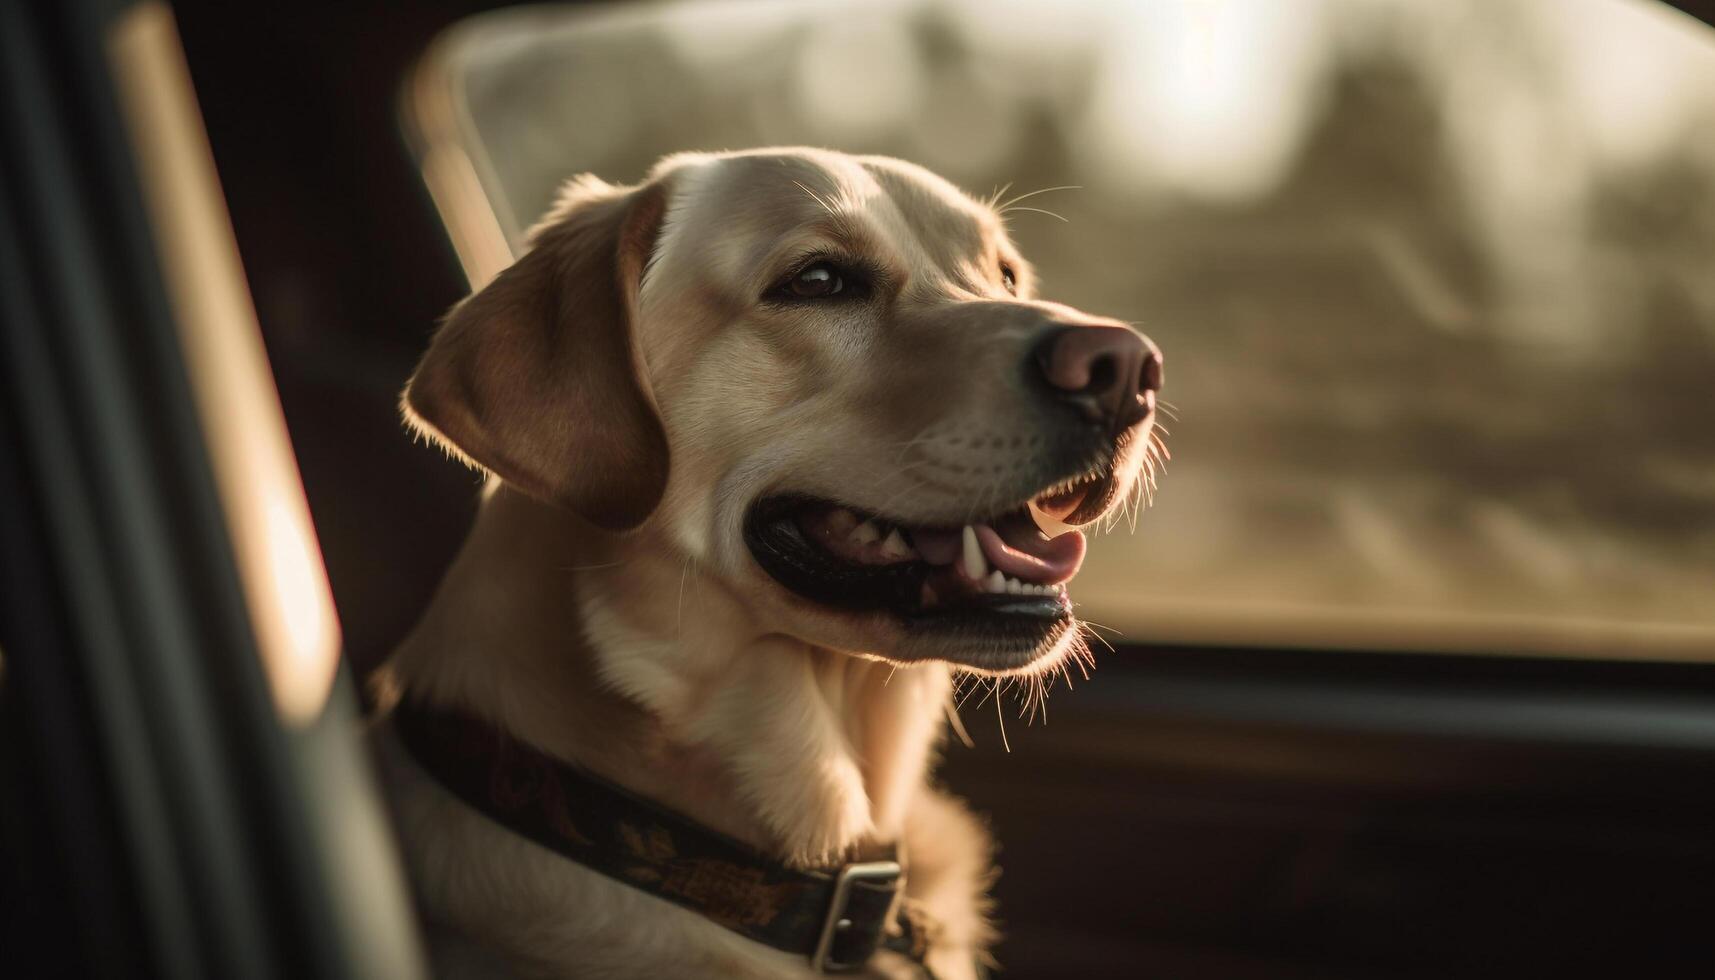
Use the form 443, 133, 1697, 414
809, 860, 903, 973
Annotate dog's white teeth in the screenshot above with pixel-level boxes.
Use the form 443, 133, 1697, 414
851, 520, 881, 545
1005, 576, 1023, 595
880, 528, 914, 560
984, 570, 1007, 594
960, 526, 986, 580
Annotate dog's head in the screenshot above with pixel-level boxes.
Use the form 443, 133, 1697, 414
406, 148, 1161, 674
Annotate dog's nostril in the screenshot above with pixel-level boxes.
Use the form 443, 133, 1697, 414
1142, 350, 1163, 392
1086, 355, 1118, 396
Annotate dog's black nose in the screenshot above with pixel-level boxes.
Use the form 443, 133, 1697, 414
1034, 325, 1161, 430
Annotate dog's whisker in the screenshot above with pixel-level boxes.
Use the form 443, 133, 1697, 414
889, 431, 944, 466
873, 458, 945, 493
1020, 671, 1052, 726
1148, 430, 1172, 461
676, 560, 691, 640
886, 425, 952, 453
866, 468, 965, 524
790, 179, 837, 217
995, 184, 1080, 213
1070, 646, 1092, 681
559, 560, 627, 573
955, 676, 986, 711
864, 460, 958, 508
945, 696, 976, 749
1000, 205, 1069, 223
1079, 627, 1098, 660
967, 477, 999, 525
1069, 634, 1098, 677
1080, 619, 1124, 647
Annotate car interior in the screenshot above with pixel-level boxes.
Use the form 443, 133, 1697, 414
3, 0, 1715, 977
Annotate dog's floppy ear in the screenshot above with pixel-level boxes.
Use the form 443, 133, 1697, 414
403, 175, 671, 530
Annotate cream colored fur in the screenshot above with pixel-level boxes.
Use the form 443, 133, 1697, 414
375, 148, 1153, 979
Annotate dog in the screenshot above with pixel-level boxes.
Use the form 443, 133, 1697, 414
372, 147, 1162, 979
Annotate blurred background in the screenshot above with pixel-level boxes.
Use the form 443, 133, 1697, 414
5, 1, 1715, 978
184, 0, 1715, 669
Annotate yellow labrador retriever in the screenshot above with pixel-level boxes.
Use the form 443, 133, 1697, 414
374, 147, 1162, 979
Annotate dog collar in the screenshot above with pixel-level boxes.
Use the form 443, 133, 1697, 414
391, 701, 937, 974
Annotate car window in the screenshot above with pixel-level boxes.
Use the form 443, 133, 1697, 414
407, 0, 1715, 660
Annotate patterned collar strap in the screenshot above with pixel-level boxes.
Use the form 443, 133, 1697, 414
391, 701, 935, 974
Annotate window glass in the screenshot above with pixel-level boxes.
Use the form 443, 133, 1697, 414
414, 0, 1715, 659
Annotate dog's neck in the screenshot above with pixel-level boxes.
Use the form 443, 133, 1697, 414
388, 485, 951, 868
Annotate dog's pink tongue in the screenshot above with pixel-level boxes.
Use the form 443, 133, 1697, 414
975, 522, 1085, 585
907, 521, 1086, 585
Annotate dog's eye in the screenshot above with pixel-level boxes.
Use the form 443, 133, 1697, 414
1000, 263, 1017, 294
786, 262, 844, 299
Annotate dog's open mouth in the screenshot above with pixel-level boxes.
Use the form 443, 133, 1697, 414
744, 466, 1116, 637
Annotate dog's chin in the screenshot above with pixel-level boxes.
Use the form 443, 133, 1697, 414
895, 609, 1079, 675
742, 463, 1131, 673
